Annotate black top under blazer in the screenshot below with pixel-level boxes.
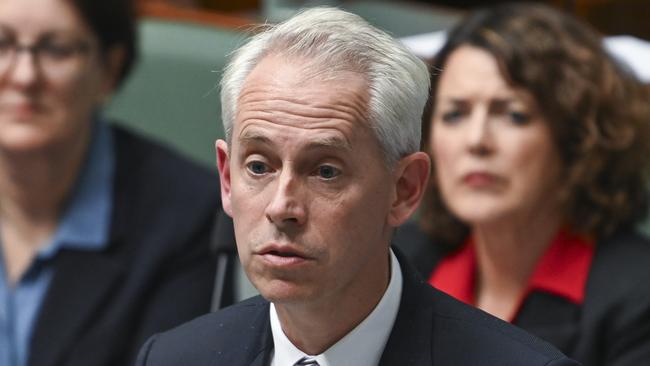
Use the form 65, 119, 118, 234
135, 250, 578, 366
394, 222, 650, 366
27, 126, 233, 366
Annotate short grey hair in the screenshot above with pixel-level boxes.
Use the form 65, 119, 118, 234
220, 7, 430, 166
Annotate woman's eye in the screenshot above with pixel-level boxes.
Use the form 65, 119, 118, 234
316, 165, 340, 179
40, 43, 77, 59
246, 161, 269, 175
509, 111, 531, 125
0, 37, 13, 55
440, 110, 463, 124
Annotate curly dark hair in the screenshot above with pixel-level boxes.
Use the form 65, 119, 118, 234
420, 2, 650, 247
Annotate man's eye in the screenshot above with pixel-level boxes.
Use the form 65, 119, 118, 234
246, 161, 269, 175
316, 165, 340, 179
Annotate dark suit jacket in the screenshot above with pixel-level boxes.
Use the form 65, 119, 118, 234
394, 222, 650, 366
135, 251, 578, 366
26, 126, 234, 366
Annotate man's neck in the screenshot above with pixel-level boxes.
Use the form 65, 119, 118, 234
274, 249, 392, 355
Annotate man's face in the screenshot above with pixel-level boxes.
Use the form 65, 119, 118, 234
217, 55, 397, 307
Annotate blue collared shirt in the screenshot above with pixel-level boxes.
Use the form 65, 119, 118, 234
0, 120, 115, 366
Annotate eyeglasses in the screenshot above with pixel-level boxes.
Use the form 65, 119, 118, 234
0, 30, 92, 82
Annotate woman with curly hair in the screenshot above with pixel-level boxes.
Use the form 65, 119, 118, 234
395, 3, 650, 365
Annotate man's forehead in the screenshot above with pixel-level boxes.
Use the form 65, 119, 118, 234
236, 124, 354, 152
232, 53, 372, 145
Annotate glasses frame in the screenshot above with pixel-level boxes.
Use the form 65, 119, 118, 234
0, 29, 94, 82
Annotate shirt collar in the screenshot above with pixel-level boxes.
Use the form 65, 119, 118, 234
526, 229, 594, 304
430, 229, 594, 316
270, 249, 403, 366
38, 119, 115, 260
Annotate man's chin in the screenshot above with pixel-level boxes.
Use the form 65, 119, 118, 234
255, 278, 315, 305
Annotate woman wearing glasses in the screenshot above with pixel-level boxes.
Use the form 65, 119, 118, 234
0, 1, 228, 366
396, 3, 650, 365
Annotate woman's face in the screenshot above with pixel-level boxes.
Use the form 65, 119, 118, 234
431, 46, 563, 226
0, 0, 120, 153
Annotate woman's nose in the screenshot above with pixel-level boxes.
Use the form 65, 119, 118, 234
466, 108, 493, 156
5, 51, 40, 88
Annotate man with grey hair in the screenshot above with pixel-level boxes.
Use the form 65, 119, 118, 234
136, 7, 578, 366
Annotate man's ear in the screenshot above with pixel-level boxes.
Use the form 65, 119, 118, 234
216, 139, 233, 217
388, 151, 431, 227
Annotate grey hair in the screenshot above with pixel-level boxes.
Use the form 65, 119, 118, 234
220, 7, 430, 166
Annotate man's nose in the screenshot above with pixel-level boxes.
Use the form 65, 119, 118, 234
265, 170, 307, 227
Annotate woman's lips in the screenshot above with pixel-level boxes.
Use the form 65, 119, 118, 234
462, 172, 499, 188
1, 102, 42, 119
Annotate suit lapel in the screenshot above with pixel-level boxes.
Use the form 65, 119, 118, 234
379, 251, 434, 366
28, 249, 125, 366
209, 299, 274, 366
247, 307, 274, 366
248, 346, 273, 366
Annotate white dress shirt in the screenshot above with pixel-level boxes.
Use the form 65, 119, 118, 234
270, 249, 403, 366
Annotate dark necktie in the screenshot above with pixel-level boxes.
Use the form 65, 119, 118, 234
293, 356, 320, 365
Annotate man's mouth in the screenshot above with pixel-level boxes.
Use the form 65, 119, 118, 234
257, 245, 312, 266
267, 250, 301, 257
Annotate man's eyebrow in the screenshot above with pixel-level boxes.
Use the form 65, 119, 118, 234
238, 130, 272, 146
238, 130, 352, 151
305, 135, 352, 152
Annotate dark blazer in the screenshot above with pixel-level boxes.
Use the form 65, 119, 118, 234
394, 222, 650, 366
27, 126, 234, 366
135, 251, 578, 366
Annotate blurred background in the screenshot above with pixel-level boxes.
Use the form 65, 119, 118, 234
157, 0, 650, 39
